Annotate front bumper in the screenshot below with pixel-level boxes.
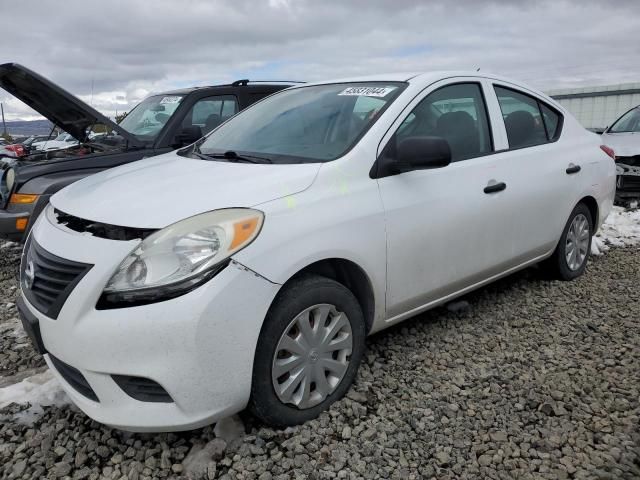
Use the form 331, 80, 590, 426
20, 212, 281, 432
0, 206, 30, 242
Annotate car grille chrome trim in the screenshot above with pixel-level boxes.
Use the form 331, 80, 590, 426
20, 238, 93, 319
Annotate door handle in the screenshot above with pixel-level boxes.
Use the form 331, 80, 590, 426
484, 182, 506, 194
566, 164, 581, 174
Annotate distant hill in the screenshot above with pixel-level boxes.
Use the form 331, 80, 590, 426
3, 119, 55, 137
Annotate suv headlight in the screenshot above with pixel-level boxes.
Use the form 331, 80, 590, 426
97, 208, 263, 308
5, 168, 15, 192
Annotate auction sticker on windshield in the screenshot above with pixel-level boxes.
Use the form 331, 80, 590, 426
160, 96, 182, 104
338, 86, 397, 97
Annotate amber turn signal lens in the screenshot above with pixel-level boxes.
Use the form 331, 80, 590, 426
9, 193, 38, 204
15, 218, 28, 231
230, 217, 260, 250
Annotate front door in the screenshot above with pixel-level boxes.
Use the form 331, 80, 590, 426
376, 80, 515, 320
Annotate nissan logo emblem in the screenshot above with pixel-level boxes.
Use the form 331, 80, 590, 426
24, 260, 36, 290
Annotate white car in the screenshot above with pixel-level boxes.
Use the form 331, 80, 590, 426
600, 105, 640, 204
31, 132, 78, 152
18, 72, 616, 432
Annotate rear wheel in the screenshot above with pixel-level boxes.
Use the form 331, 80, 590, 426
544, 203, 593, 280
249, 274, 365, 427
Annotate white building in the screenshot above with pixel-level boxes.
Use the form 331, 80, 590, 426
546, 83, 640, 131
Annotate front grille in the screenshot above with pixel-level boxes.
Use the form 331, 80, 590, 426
618, 172, 640, 193
20, 238, 93, 319
112, 375, 173, 403
49, 354, 99, 402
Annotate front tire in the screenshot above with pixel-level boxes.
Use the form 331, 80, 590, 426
545, 202, 593, 280
249, 274, 365, 427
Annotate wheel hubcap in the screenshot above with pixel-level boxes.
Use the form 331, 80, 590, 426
272, 304, 352, 410
565, 213, 590, 271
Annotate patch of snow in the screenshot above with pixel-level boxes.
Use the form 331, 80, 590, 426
182, 438, 227, 478
213, 414, 245, 443
0, 370, 69, 425
591, 206, 640, 255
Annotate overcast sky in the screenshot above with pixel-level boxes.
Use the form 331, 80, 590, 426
1, 0, 639, 121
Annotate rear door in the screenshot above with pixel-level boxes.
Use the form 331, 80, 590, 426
376, 78, 518, 320
487, 82, 577, 259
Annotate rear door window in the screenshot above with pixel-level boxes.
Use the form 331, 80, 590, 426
494, 86, 562, 148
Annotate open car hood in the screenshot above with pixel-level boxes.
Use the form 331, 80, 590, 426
0, 63, 143, 146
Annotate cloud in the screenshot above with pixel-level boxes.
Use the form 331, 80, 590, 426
0, 0, 638, 121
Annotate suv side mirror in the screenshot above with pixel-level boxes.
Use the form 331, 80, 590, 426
174, 126, 203, 147
395, 136, 451, 172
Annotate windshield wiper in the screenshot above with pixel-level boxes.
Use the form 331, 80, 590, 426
189, 150, 213, 161
206, 150, 273, 164
188, 147, 273, 163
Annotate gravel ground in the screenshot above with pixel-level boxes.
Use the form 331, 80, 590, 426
0, 241, 639, 480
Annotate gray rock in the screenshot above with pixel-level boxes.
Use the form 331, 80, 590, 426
434, 451, 450, 466
54, 461, 72, 477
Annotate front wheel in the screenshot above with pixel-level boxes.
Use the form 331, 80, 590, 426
544, 202, 593, 280
249, 274, 365, 427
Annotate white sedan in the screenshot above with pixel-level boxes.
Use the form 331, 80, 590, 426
600, 105, 640, 204
19, 72, 615, 431
31, 132, 78, 152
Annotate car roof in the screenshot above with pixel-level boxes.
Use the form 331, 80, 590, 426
294, 71, 532, 88
153, 81, 302, 96
292, 71, 552, 104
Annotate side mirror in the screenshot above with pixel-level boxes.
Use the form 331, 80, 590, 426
396, 136, 451, 172
174, 126, 203, 147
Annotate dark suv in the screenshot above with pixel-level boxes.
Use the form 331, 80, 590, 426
0, 63, 297, 241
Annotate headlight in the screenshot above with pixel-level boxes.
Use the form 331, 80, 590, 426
5, 168, 15, 192
97, 208, 263, 308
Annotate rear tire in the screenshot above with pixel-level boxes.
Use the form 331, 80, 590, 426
544, 202, 593, 281
249, 274, 366, 427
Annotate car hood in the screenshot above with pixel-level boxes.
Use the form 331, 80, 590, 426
51, 152, 321, 229
0, 63, 142, 147
601, 132, 640, 158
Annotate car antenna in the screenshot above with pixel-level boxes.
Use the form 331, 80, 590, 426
47, 122, 56, 142
476, 67, 481, 72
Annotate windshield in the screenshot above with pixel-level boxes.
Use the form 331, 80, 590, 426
54, 133, 73, 141
195, 82, 406, 163
609, 106, 640, 133
119, 94, 184, 140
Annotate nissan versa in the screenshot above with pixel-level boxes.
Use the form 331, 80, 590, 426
18, 72, 616, 431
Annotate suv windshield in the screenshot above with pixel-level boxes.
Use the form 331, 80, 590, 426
119, 94, 184, 140
609, 106, 640, 133
195, 82, 406, 163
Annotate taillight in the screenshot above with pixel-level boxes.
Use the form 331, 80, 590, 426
5, 144, 25, 157
600, 145, 615, 160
